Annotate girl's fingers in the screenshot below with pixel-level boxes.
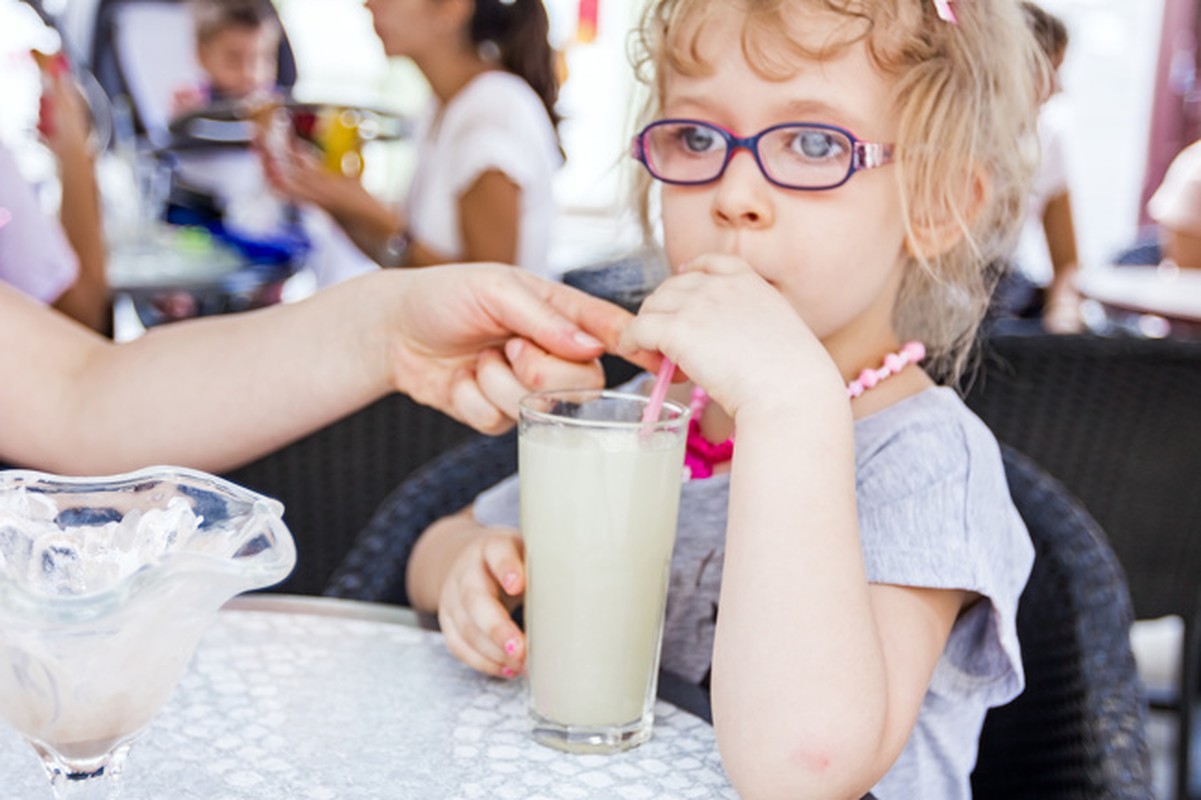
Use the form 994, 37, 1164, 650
442, 564, 524, 671
473, 347, 536, 424
481, 532, 526, 597
459, 584, 524, 666
448, 365, 510, 435
440, 609, 511, 677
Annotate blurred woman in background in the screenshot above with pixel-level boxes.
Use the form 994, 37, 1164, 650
261, 0, 562, 279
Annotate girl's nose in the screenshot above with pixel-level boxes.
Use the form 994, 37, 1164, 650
711, 150, 773, 229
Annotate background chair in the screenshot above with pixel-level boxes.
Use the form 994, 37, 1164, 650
323, 428, 518, 606
221, 396, 475, 597
970, 446, 1152, 799
964, 333, 1201, 800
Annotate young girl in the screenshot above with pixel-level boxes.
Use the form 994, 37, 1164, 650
261, 0, 563, 277
406, 1, 1043, 797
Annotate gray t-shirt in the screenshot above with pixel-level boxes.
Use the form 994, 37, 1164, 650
474, 386, 1033, 799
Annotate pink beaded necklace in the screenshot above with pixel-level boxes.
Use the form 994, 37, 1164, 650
684, 341, 926, 480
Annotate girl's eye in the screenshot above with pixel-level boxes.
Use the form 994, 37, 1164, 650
676, 125, 722, 154
789, 130, 847, 160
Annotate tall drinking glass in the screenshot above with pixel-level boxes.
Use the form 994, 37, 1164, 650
518, 389, 689, 754
0, 466, 296, 799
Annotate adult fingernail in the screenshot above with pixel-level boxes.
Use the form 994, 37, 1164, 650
501, 666, 516, 678
505, 339, 524, 361
502, 572, 520, 594
504, 638, 520, 656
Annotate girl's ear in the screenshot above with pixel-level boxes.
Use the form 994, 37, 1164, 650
905, 163, 991, 259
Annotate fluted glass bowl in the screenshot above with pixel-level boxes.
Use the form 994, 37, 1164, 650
0, 466, 295, 798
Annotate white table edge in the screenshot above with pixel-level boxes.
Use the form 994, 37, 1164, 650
223, 592, 421, 627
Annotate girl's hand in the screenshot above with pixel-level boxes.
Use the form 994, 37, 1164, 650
620, 254, 840, 418
437, 527, 527, 678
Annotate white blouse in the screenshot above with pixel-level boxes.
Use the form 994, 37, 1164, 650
406, 71, 562, 279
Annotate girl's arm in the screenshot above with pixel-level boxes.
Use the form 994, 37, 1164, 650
713, 399, 964, 800
620, 256, 964, 800
38, 67, 109, 332
0, 265, 634, 474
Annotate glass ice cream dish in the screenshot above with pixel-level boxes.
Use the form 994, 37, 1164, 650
0, 466, 295, 798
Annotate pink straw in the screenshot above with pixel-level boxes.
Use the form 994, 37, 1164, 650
641, 358, 676, 424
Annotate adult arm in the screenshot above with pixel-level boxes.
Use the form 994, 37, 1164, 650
399, 169, 521, 267
1041, 190, 1082, 333
1162, 226, 1201, 269
260, 143, 523, 268
0, 265, 648, 474
36, 64, 110, 332
50, 146, 109, 332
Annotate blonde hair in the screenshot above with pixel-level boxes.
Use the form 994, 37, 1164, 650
630, 0, 1046, 384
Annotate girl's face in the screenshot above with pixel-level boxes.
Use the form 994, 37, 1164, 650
657, 5, 909, 354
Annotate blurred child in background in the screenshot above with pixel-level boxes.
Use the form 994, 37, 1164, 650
172, 0, 281, 116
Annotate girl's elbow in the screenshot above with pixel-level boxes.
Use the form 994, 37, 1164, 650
717, 734, 882, 800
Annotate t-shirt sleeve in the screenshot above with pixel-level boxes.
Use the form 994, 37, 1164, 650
471, 473, 521, 530
441, 83, 552, 198
856, 417, 1033, 708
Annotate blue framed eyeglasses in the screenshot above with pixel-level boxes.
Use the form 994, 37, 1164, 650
632, 119, 894, 191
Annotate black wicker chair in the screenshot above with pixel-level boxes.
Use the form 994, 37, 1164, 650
965, 333, 1201, 799
221, 395, 475, 596
970, 447, 1152, 799
323, 428, 518, 606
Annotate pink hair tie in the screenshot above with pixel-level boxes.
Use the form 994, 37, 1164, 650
933, 0, 958, 24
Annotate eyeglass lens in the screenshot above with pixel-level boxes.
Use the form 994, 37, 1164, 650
641, 121, 855, 189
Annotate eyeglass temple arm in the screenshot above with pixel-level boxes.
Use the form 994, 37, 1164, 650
630, 136, 646, 162
855, 142, 894, 170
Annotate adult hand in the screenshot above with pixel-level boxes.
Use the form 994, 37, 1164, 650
257, 132, 365, 211
388, 264, 657, 433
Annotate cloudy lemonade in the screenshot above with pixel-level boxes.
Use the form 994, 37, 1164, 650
520, 419, 685, 745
